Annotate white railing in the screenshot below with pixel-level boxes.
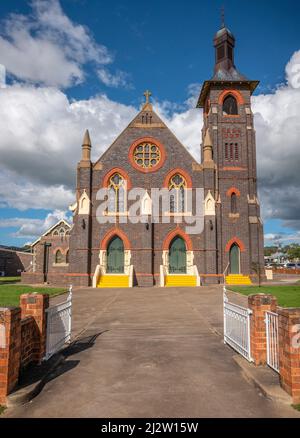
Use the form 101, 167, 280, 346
223, 287, 252, 362
265, 311, 279, 373
44, 285, 72, 360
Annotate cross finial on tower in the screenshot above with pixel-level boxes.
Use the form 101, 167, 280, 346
144, 90, 152, 104
221, 5, 225, 28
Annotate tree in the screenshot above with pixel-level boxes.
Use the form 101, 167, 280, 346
264, 246, 278, 257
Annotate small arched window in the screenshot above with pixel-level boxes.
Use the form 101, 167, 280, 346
223, 95, 238, 116
55, 250, 63, 264
66, 250, 69, 264
108, 173, 126, 213
231, 193, 237, 214
169, 174, 187, 213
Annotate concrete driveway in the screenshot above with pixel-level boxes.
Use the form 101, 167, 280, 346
4, 286, 299, 418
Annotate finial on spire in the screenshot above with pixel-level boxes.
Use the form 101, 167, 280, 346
144, 90, 152, 104
81, 129, 91, 161
221, 5, 225, 28
82, 129, 91, 147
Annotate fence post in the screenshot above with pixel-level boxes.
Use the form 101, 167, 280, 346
277, 307, 300, 404
20, 293, 49, 363
248, 294, 278, 366
0, 307, 21, 405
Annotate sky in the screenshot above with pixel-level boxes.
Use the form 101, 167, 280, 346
0, 0, 300, 247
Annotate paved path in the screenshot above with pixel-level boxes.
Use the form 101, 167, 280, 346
4, 286, 300, 418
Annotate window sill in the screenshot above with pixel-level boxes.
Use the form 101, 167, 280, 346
164, 212, 192, 217
229, 213, 240, 219
103, 212, 129, 217
53, 263, 69, 267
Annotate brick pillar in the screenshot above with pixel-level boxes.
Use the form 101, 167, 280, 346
248, 294, 278, 366
278, 308, 300, 404
20, 294, 49, 363
0, 307, 21, 405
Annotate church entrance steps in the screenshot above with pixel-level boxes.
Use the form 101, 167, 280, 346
97, 274, 129, 288
226, 274, 252, 285
165, 275, 197, 287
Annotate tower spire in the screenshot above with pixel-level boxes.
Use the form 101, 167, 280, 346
81, 129, 91, 161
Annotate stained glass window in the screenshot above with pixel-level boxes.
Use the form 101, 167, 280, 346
168, 174, 187, 213
133, 142, 161, 169
108, 173, 126, 213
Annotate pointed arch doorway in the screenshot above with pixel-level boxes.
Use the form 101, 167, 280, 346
107, 236, 124, 273
229, 243, 240, 274
169, 236, 187, 274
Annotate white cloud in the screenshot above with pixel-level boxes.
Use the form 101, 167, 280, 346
0, 0, 113, 87
0, 209, 70, 239
97, 68, 133, 89
0, 85, 136, 191
0, 170, 75, 211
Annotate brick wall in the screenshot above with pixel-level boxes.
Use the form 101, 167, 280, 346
20, 317, 40, 369
248, 294, 278, 366
0, 307, 21, 405
0, 248, 33, 276
0, 293, 49, 405
247, 294, 300, 404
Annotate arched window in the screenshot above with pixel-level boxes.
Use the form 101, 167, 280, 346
52, 230, 59, 236
231, 193, 237, 214
223, 95, 238, 116
108, 173, 126, 213
66, 250, 69, 264
55, 250, 63, 264
169, 174, 187, 213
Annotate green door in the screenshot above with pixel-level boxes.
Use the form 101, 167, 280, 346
107, 236, 124, 273
229, 244, 240, 274
169, 236, 187, 274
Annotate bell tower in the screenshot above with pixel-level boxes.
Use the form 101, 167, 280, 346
197, 22, 265, 282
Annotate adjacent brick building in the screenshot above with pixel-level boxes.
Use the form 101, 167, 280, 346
24, 24, 265, 288
0, 247, 32, 277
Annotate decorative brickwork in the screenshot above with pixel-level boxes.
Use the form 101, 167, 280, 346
248, 294, 278, 366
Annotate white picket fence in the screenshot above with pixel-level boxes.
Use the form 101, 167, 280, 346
265, 311, 279, 373
223, 287, 253, 362
44, 286, 72, 360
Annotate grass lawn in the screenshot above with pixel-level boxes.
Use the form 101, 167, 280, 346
229, 285, 300, 308
0, 284, 67, 307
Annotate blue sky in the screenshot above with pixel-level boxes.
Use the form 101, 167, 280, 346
0, 0, 300, 247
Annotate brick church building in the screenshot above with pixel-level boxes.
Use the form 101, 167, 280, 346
22, 23, 264, 288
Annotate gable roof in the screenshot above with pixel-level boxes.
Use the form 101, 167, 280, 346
93, 101, 199, 166
30, 219, 71, 247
